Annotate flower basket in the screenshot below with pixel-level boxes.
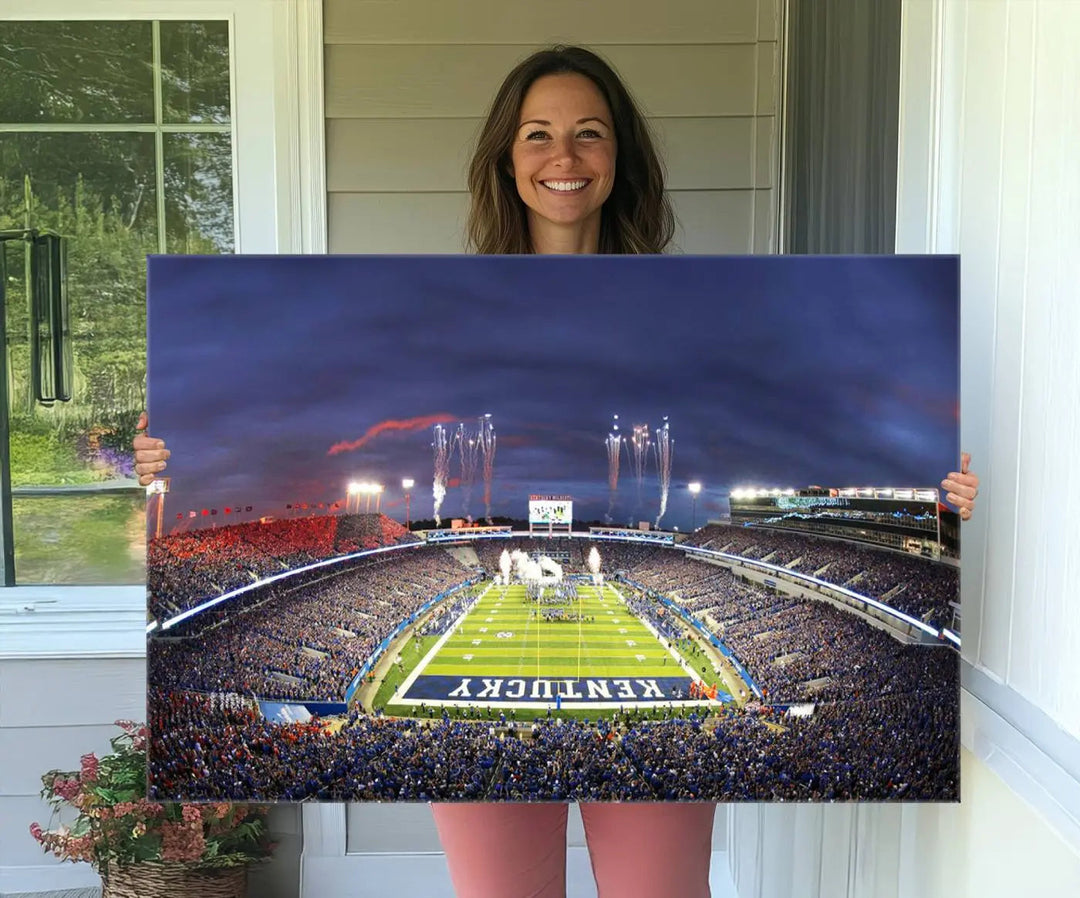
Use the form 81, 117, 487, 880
30, 721, 273, 890
102, 861, 246, 898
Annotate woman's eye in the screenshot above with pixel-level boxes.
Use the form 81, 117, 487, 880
578, 129, 602, 139
524, 130, 550, 140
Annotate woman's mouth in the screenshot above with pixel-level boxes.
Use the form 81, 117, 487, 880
540, 179, 590, 193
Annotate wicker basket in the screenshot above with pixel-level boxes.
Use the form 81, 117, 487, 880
101, 862, 247, 898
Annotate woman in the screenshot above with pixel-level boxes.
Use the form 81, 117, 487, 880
135, 46, 979, 898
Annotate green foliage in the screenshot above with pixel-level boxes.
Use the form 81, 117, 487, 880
13, 493, 145, 585
30, 722, 274, 871
8, 425, 94, 485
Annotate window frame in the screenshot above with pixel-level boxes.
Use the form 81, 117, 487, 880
0, 0, 326, 654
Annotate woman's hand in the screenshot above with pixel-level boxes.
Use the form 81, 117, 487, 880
133, 412, 171, 487
941, 451, 979, 521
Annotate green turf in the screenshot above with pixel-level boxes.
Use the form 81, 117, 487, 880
420, 582, 684, 681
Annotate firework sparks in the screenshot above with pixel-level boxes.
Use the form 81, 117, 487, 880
454, 424, 480, 520
605, 414, 621, 523
626, 423, 651, 513
432, 424, 451, 526
653, 417, 673, 527
478, 414, 497, 524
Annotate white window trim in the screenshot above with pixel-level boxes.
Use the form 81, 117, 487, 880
0, 0, 325, 660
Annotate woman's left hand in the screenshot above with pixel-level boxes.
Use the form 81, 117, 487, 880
942, 451, 979, 521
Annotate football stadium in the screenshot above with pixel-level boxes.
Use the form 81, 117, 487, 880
147, 488, 960, 803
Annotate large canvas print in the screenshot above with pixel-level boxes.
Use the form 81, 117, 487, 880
146, 254, 960, 803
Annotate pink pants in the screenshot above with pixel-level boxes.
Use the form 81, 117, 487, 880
431, 802, 716, 898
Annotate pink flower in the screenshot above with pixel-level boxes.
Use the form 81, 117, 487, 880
161, 821, 205, 863
136, 799, 164, 817
66, 834, 95, 863
181, 805, 202, 824
52, 777, 81, 802
80, 753, 99, 783
29, 822, 43, 843
113, 801, 137, 818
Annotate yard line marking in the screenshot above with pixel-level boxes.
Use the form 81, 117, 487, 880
396, 582, 493, 696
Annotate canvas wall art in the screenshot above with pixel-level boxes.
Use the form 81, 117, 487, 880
146, 254, 960, 803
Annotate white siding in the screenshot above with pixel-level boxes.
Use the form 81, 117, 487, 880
324, 0, 782, 255
896, 0, 1080, 742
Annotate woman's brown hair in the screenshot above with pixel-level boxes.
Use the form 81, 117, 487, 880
466, 46, 675, 255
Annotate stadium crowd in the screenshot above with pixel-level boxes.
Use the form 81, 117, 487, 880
148, 532, 959, 802
148, 668, 957, 803
150, 548, 472, 701
684, 523, 957, 626
148, 513, 420, 620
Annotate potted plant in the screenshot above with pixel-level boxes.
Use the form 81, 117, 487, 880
30, 720, 273, 897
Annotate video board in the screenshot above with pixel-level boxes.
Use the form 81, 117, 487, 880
529, 495, 573, 525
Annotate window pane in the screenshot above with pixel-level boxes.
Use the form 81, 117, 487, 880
2, 132, 156, 583
1, 20, 235, 585
160, 21, 232, 124
2, 132, 156, 447
13, 494, 146, 585
164, 133, 234, 253
0, 22, 154, 124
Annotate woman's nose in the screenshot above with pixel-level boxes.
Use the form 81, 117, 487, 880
550, 134, 578, 165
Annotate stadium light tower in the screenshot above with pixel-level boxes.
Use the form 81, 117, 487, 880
373, 483, 384, 514
688, 481, 702, 531
346, 481, 361, 514
402, 478, 415, 529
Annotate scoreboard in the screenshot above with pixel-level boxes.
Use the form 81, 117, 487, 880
529, 495, 573, 525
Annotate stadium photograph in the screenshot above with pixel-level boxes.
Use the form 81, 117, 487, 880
145, 254, 960, 803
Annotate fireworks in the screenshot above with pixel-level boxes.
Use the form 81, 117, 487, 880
478, 414, 496, 524
627, 423, 651, 513
454, 424, 480, 520
604, 414, 621, 523
431, 424, 451, 526
653, 417, 673, 527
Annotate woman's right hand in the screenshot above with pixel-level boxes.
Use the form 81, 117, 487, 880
133, 412, 170, 487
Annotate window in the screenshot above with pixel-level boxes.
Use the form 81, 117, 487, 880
0, 2, 324, 605
1, 19, 234, 585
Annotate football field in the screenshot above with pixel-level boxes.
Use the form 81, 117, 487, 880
394, 580, 729, 710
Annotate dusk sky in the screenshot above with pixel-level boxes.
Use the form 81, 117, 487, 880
147, 255, 958, 533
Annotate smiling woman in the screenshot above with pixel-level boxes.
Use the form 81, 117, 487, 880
509, 73, 617, 252
133, 41, 980, 898
465, 45, 673, 255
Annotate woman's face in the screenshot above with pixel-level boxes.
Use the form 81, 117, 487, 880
509, 73, 617, 241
